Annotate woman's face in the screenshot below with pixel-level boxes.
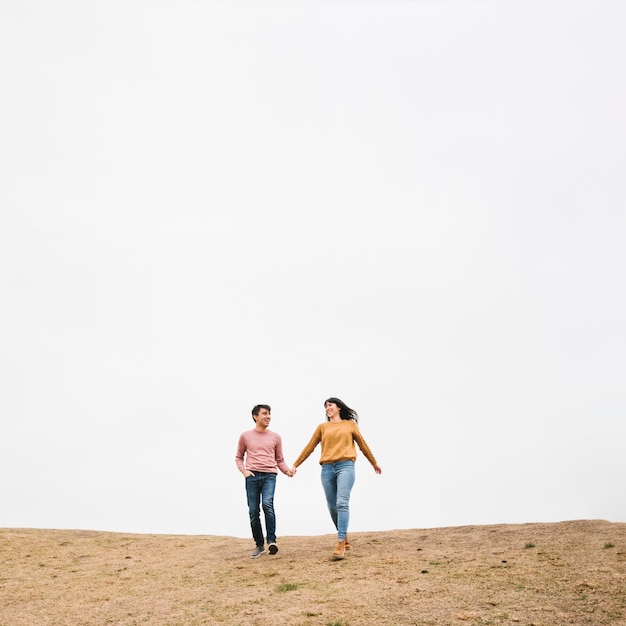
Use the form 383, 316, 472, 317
325, 402, 340, 420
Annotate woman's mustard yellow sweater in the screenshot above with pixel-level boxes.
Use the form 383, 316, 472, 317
293, 419, 377, 467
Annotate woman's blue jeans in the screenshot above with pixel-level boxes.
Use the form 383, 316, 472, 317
320, 460, 355, 540
245, 472, 277, 547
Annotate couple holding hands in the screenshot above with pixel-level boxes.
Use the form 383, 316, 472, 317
235, 397, 382, 561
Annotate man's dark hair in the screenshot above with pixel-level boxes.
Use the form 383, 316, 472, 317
251, 404, 271, 421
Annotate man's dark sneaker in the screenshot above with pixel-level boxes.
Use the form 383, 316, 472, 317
250, 545, 265, 558
268, 542, 278, 555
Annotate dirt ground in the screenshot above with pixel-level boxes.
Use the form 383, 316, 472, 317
1, 520, 625, 626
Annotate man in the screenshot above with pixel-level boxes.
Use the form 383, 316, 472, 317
235, 404, 292, 558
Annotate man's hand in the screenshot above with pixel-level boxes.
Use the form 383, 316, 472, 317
242, 469, 255, 478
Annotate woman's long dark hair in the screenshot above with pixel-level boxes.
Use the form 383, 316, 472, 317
324, 397, 359, 423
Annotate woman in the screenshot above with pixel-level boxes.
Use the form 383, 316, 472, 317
290, 397, 382, 560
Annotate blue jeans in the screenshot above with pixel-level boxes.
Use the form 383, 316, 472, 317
245, 472, 277, 547
320, 460, 355, 540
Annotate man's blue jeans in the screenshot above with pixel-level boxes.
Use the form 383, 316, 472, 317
245, 472, 277, 547
320, 460, 355, 540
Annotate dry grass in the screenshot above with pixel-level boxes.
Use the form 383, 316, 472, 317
2, 520, 626, 625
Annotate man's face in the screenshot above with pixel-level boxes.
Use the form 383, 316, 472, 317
255, 408, 271, 427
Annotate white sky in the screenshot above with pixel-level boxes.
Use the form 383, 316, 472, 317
1, 0, 625, 539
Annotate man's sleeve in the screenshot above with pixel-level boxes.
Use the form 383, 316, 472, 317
274, 434, 291, 474
235, 434, 247, 472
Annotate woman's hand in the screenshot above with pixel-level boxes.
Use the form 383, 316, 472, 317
373, 464, 382, 474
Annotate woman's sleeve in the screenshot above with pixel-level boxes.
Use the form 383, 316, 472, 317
353, 424, 378, 467
293, 425, 322, 467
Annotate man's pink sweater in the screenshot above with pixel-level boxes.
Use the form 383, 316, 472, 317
235, 429, 291, 474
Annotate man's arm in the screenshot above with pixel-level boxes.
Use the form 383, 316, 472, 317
274, 434, 291, 475
235, 433, 254, 476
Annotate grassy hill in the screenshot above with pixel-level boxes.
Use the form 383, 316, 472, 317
1, 520, 625, 625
